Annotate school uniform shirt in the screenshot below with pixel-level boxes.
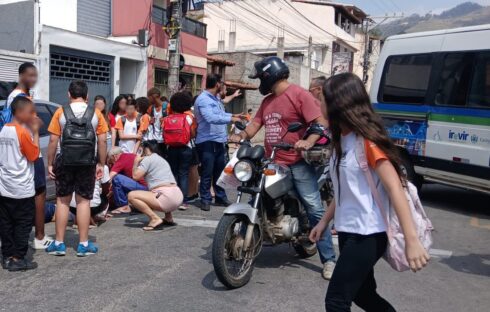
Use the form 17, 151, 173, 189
47, 102, 109, 154
139, 113, 151, 141
0, 123, 40, 198
330, 132, 389, 235
114, 114, 148, 153
146, 105, 165, 142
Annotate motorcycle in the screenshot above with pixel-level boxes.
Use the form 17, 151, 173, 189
212, 122, 332, 289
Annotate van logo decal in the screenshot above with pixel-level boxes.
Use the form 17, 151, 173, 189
448, 130, 469, 141
470, 134, 478, 144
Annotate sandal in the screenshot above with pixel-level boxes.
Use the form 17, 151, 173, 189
142, 220, 164, 231
161, 219, 177, 227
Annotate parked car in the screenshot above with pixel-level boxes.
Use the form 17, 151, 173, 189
0, 99, 60, 199
370, 24, 490, 194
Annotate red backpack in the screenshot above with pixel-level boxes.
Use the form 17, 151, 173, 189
163, 113, 192, 147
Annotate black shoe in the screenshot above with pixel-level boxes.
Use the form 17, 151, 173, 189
1, 257, 11, 270
7, 258, 37, 272
187, 194, 199, 202
200, 202, 211, 211
214, 198, 232, 207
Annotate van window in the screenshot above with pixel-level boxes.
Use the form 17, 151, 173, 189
468, 52, 490, 108
435, 53, 473, 107
380, 54, 433, 104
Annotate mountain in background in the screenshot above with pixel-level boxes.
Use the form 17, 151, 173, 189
376, 2, 490, 38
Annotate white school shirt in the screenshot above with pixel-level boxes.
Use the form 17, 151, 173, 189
146, 106, 164, 142
330, 132, 387, 235
118, 118, 138, 153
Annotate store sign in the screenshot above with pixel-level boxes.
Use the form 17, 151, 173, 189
332, 52, 352, 75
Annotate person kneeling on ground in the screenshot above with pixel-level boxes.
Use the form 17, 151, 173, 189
108, 147, 148, 214
128, 141, 182, 231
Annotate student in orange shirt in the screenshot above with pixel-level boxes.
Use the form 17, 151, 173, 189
114, 99, 148, 154
135, 97, 151, 143
0, 97, 41, 271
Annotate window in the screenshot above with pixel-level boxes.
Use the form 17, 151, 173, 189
468, 52, 490, 108
152, 5, 167, 25
154, 68, 169, 97
195, 75, 203, 94
435, 53, 473, 106
380, 54, 433, 104
36, 105, 52, 137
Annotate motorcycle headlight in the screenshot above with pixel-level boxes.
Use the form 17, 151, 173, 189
233, 160, 254, 182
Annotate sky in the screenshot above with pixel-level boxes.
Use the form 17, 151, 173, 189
335, 0, 490, 17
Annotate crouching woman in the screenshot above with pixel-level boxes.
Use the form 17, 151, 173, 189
128, 141, 183, 231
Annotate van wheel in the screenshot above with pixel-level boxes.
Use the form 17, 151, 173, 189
400, 153, 423, 191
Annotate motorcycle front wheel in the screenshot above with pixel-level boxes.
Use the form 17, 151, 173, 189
212, 214, 260, 289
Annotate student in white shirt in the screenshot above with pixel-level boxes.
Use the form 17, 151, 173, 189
309, 73, 429, 312
115, 99, 146, 154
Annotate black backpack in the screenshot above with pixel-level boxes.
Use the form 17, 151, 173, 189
61, 104, 97, 166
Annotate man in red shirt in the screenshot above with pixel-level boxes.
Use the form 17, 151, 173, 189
108, 147, 147, 214
230, 56, 336, 280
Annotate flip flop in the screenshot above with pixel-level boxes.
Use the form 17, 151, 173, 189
161, 219, 177, 227
142, 221, 164, 231
111, 209, 131, 215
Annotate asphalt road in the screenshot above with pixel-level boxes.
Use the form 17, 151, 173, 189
0, 184, 489, 312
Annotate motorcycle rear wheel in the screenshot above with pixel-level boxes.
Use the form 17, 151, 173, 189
212, 214, 260, 289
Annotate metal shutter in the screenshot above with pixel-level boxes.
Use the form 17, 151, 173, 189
77, 0, 111, 36
0, 57, 27, 82
49, 49, 112, 105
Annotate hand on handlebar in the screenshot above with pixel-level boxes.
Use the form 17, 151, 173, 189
294, 139, 314, 152
228, 134, 242, 143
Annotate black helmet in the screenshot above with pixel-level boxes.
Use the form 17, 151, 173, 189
248, 56, 289, 95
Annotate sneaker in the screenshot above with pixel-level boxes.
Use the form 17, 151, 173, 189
187, 194, 199, 202
46, 242, 66, 256
200, 202, 211, 212
178, 203, 189, 211
7, 258, 37, 272
322, 260, 336, 280
76, 241, 98, 257
32, 236, 54, 250
1, 257, 11, 270
214, 198, 232, 207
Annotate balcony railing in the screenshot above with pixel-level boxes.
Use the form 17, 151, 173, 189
152, 5, 206, 38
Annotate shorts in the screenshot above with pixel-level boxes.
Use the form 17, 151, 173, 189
190, 147, 200, 166
53, 156, 96, 200
152, 185, 183, 212
34, 157, 46, 195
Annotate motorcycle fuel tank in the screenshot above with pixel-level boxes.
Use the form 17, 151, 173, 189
264, 164, 293, 199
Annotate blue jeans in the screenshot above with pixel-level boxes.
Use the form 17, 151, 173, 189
112, 174, 147, 207
167, 146, 192, 201
196, 141, 228, 204
290, 160, 336, 264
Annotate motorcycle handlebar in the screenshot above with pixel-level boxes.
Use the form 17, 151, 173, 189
273, 143, 294, 150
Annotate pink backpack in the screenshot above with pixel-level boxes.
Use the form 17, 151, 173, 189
355, 136, 433, 272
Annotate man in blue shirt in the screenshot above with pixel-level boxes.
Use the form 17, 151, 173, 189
194, 74, 244, 211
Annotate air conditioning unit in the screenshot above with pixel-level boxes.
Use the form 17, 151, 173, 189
138, 29, 149, 47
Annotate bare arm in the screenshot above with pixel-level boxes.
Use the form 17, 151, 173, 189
296, 115, 329, 151
231, 120, 262, 142
117, 129, 141, 140
375, 159, 430, 271
222, 90, 242, 104
309, 200, 335, 242
47, 134, 60, 179
132, 154, 145, 181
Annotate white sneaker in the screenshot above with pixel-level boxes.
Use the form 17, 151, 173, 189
32, 236, 54, 250
322, 260, 336, 280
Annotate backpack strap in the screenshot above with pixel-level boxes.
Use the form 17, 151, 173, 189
63, 104, 76, 123
136, 113, 142, 129
354, 135, 392, 240
82, 103, 95, 122
121, 116, 127, 127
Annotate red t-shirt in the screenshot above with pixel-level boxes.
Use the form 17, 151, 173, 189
254, 84, 322, 165
110, 153, 147, 186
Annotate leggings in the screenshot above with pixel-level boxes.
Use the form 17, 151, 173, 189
325, 232, 396, 312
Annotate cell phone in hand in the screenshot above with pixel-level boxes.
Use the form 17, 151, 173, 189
155, 191, 163, 198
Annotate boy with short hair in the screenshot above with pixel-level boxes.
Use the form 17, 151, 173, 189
6, 62, 52, 250
46, 80, 108, 257
0, 97, 41, 271
115, 99, 146, 154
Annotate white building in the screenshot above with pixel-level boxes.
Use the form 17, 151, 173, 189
0, 0, 147, 104
203, 0, 378, 86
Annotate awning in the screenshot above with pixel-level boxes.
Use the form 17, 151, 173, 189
207, 55, 235, 66
225, 80, 258, 90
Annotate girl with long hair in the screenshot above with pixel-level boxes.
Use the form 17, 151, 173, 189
109, 95, 128, 148
94, 95, 111, 147
309, 73, 429, 311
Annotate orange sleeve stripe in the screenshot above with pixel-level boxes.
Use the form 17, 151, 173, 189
364, 139, 388, 169
138, 114, 150, 133
18, 126, 40, 162
95, 110, 109, 135
47, 108, 63, 136
114, 117, 124, 130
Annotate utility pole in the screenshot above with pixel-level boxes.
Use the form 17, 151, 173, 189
277, 25, 285, 59
362, 18, 370, 84
167, 0, 182, 95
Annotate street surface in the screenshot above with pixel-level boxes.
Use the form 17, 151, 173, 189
0, 184, 489, 312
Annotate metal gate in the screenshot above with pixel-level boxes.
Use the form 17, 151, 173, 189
49, 47, 113, 105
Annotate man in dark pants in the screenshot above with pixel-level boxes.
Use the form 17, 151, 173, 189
194, 74, 244, 211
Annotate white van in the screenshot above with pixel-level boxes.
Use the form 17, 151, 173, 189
370, 25, 490, 194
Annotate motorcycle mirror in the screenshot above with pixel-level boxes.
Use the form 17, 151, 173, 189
235, 121, 246, 131
287, 122, 303, 133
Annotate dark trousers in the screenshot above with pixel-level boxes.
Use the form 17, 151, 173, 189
325, 232, 396, 312
0, 195, 35, 259
196, 141, 227, 204
167, 146, 193, 201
